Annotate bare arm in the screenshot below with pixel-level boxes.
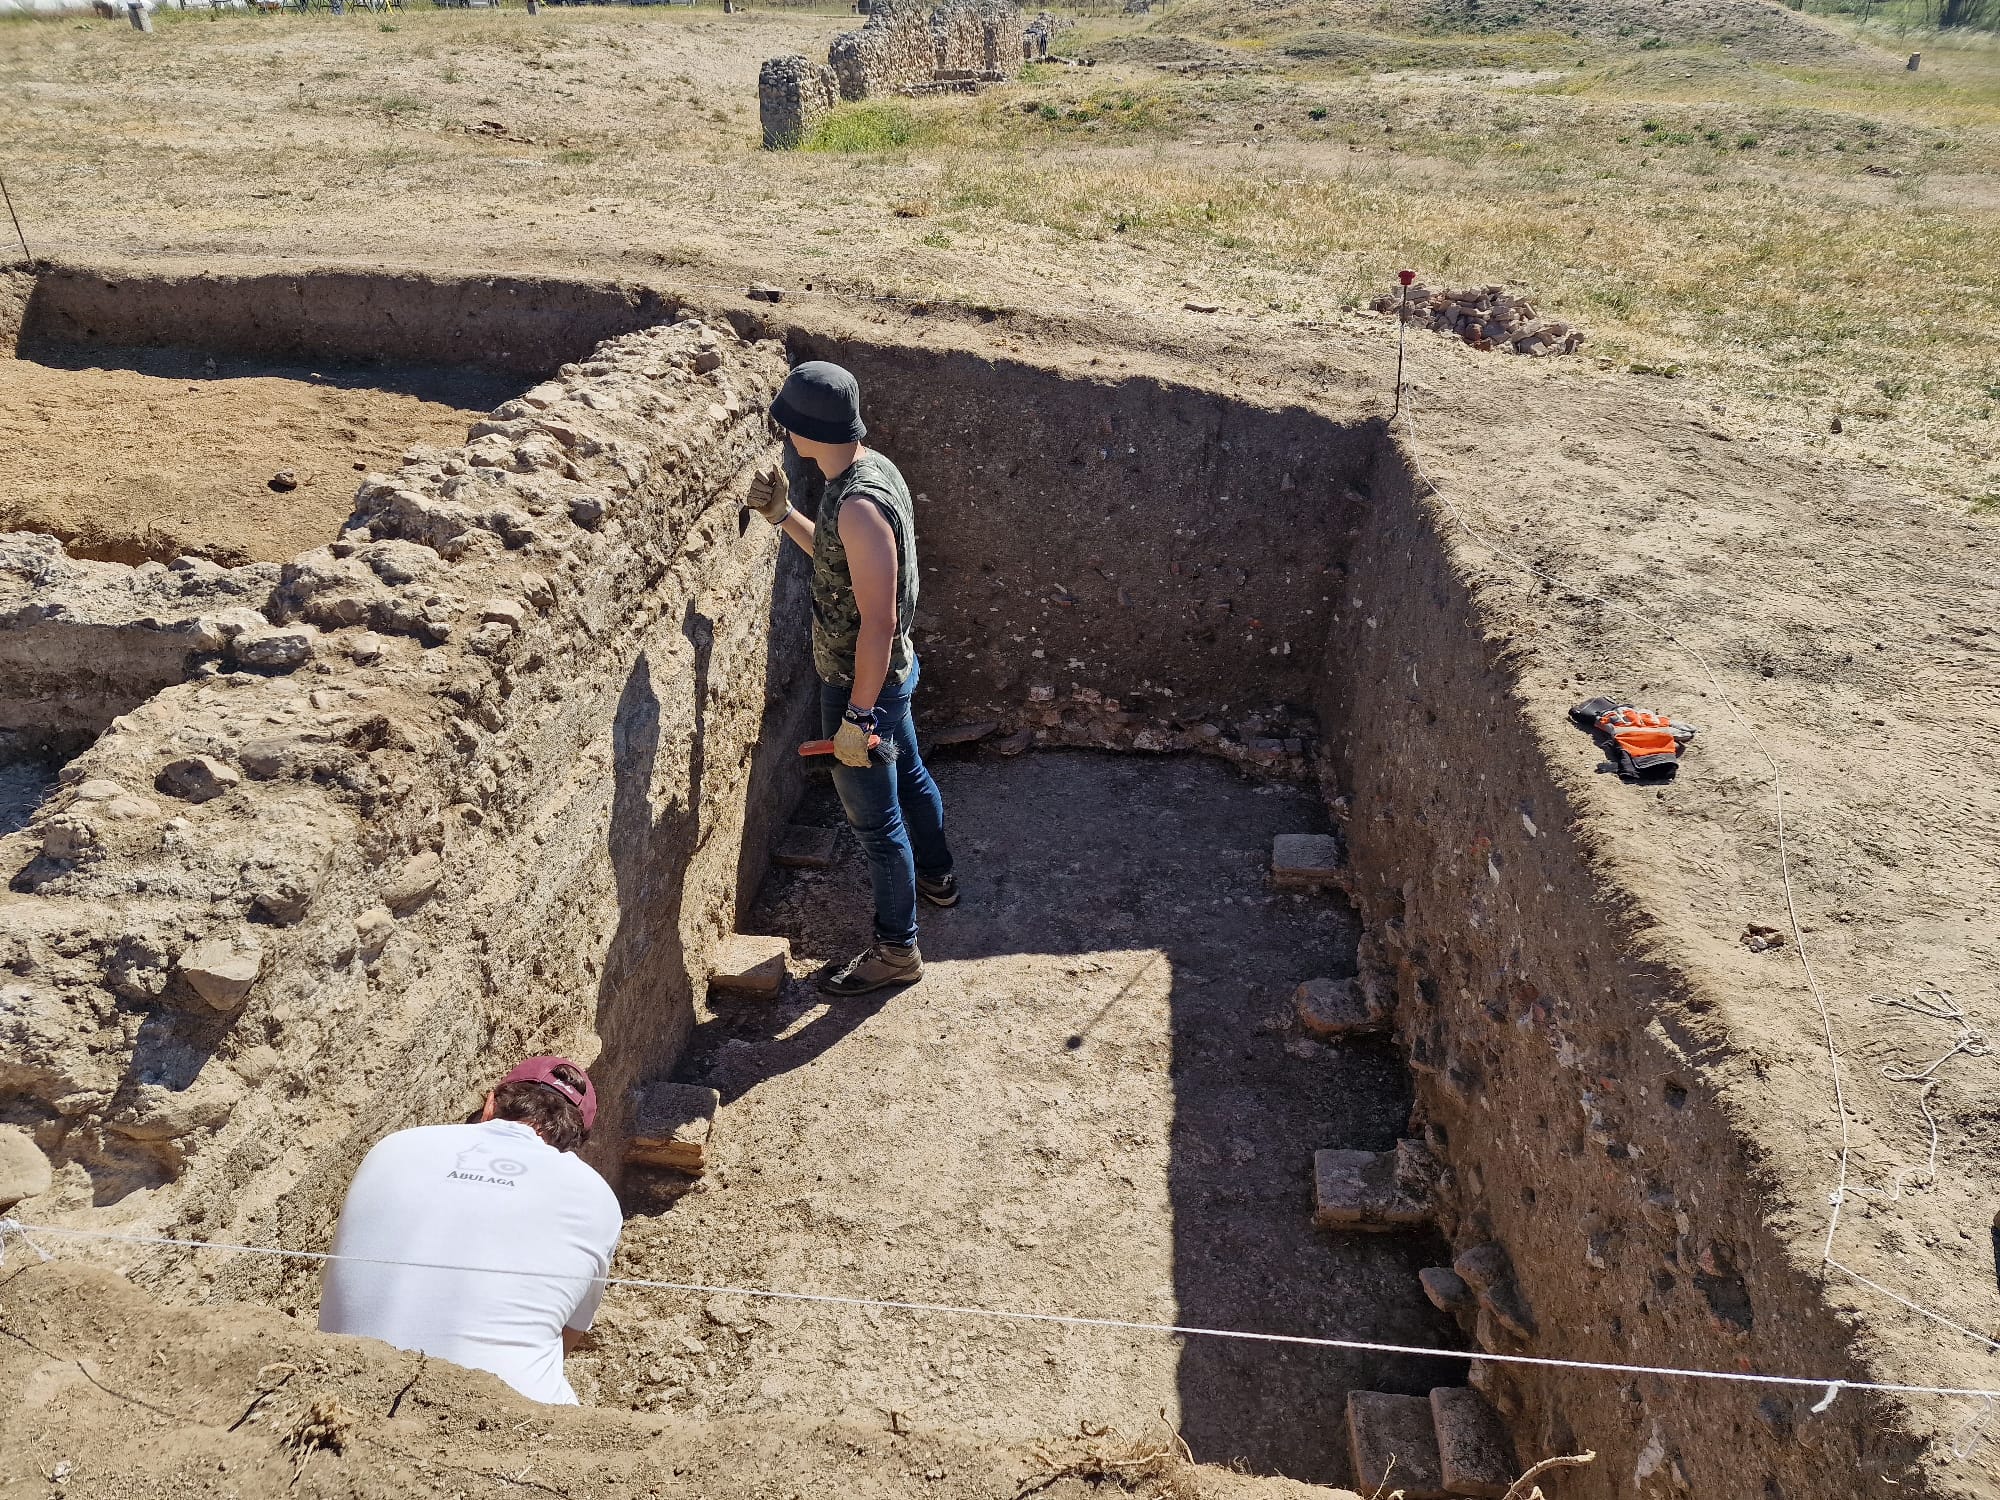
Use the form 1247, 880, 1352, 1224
779, 507, 815, 555
838, 499, 899, 713
562, 1327, 589, 1356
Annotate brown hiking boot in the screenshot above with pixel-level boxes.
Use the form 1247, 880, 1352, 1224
818, 941, 922, 997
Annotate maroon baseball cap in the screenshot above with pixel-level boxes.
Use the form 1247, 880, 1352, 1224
499, 1056, 597, 1131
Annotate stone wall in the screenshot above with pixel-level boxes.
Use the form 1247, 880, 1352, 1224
830, 0, 1021, 98
759, 55, 840, 149
0, 537, 279, 759
761, 0, 1024, 145
0, 314, 815, 1301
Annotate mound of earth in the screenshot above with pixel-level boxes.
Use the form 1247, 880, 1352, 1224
1163, 0, 1866, 61
0, 1261, 1356, 1500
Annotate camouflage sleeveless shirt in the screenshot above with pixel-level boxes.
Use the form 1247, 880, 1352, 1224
809, 450, 919, 688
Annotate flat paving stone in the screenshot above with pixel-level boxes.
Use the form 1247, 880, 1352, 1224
1314, 1144, 1433, 1231
773, 825, 838, 869
628, 1082, 721, 1173
1430, 1386, 1517, 1498
709, 933, 791, 997
1293, 976, 1389, 1037
929, 720, 999, 747
1271, 832, 1345, 888
1347, 1391, 1447, 1500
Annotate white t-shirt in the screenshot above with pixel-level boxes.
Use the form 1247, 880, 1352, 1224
318, 1119, 622, 1405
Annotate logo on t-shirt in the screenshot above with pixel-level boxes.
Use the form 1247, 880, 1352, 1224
447, 1140, 530, 1187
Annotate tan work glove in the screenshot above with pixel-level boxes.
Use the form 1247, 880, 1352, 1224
745, 463, 791, 525
833, 714, 875, 768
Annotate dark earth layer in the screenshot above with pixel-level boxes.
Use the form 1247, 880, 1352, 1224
578, 751, 1463, 1488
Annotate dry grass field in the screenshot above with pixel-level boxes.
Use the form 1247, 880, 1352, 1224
1, 0, 1995, 508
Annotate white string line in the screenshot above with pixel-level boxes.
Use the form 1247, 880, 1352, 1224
1392, 358, 1992, 1357
4, 1219, 1995, 1405
1851, 989, 1992, 1203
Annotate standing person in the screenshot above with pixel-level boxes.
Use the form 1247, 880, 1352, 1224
318, 1058, 621, 1406
746, 360, 956, 996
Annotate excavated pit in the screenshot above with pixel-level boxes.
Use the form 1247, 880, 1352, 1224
0, 265, 1911, 1500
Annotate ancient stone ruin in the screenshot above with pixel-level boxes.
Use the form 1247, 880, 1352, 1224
757, 54, 841, 150
759, 0, 1031, 148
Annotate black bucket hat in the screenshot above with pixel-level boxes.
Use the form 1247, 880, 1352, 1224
770, 360, 866, 445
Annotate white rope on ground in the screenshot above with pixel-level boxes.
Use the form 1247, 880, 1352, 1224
1850, 988, 1992, 1203
5, 1218, 1998, 1404
1390, 354, 1997, 1360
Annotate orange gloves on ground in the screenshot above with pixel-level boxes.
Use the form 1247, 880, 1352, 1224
1569, 697, 1697, 780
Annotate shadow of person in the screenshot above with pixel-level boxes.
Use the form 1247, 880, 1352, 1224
586, 608, 713, 1181
672, 987, 892, 1106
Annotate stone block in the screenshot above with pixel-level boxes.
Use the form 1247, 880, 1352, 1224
155, 755, 240, 804
1313, 1146, 1432, 1231
231, 623, 317, 670
178, 935, 264, 1011
774, 825, 838, 869
710, 933, 791, 997
1452, 1243, 1510, 1291
1346, 1391, 1447, 1500
1419, 1266, 1474, 1314
1430, 1387, 1516, 1499
1293, 976, 1388, 1038
381, 850, 444, 913
1480, 1275, 1539, 1341
929, 720, 998, 747
0, 1126, 54, 1210
1270, 832, 1344, 888
628, 1082, 721, 1173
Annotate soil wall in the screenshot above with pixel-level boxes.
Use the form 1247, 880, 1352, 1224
4, 265, 677, 375
1317, 441, 1907, 1500
0, 536, 279, 758
791, 330, 1372, 766
1, 311, 814, 1308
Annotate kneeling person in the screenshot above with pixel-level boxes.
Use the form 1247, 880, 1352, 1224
318, 1057, 621, 1405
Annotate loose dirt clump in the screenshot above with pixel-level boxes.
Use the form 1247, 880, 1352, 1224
0, 350, 516, 565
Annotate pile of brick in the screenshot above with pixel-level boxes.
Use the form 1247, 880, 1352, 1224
1370, 282, 1585, 358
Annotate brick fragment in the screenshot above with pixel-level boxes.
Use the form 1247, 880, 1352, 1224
1313, 1145, 1432, 1230
1293, 976, 1389, 1038
628, 1082, 721, 1173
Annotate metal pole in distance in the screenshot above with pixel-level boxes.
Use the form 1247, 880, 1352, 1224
0, 174, 35, 269
1390, 267, 1415, 417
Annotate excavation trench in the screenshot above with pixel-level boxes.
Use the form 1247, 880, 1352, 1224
0, 267, 1899, 1500
593, 754, 1458, 1484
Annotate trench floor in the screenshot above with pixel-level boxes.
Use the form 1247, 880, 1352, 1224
0, 350, 517, 566
578, 751, 1461, 1486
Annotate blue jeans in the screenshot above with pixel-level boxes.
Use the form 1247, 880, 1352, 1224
819, 656, 952, 948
